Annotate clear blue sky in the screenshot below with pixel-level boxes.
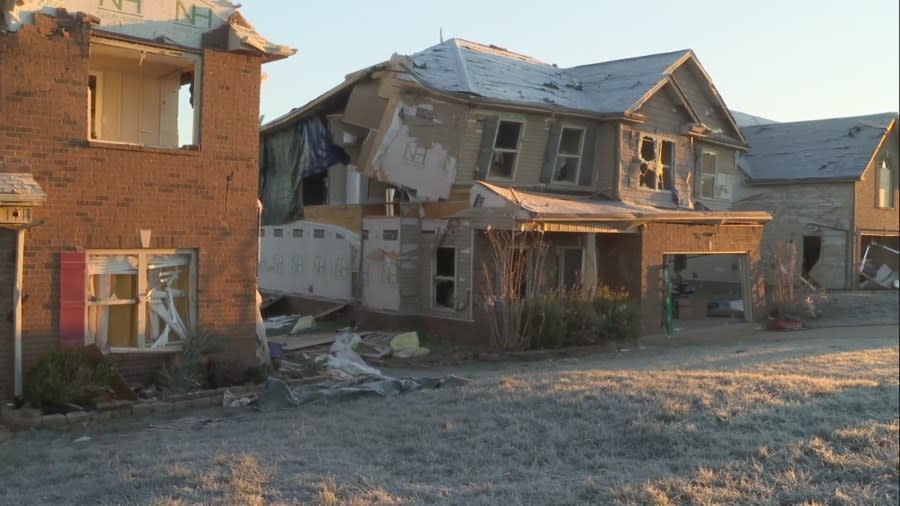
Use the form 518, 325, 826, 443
240, 0, 899, 125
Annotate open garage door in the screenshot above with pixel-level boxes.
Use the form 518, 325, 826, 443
664, 253, 752, 331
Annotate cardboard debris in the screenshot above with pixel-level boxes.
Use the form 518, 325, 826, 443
270, 332, 338, 352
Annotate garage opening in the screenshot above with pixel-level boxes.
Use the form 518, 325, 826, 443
664, 253, 751, 329
859, 235, 899, 289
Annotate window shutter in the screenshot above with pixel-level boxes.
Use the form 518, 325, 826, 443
578, 126, 598, 186
540, 122, 562, 184
59, 252, 86, 348
474, 116, 499, 180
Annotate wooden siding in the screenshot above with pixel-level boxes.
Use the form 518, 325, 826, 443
732, 180, 855, 289
671, 61, 740, 140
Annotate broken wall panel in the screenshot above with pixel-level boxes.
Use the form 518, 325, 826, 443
6, 0, 236, 48
258, 221, 360, 301
343, 81, 389, 130
732, 180, 854, 289
369, 97, 466, 200
361, 217, 402, 311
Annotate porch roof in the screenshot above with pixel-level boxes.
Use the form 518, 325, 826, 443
457, 181, 771, 229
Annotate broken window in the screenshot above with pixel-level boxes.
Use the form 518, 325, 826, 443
88, 37, 200, 148
434, 246, 456, 308
553, 127, 584, 183
638, 136, 675, 190
490, 120, 524, 178
877, 159, 895, 208
84, 251, 196, 351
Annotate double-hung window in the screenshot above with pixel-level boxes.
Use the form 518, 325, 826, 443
552, 127, 584, 183
489, 120, 523, 178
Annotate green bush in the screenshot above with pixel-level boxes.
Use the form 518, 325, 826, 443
528, 285, 640, 348
24, 348, 117, 409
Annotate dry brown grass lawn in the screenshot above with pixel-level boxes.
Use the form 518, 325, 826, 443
0, 327, 897, 505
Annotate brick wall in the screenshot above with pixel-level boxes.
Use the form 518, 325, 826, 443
0, 17, 263, 392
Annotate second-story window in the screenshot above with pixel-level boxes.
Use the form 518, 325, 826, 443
877, 159, 895, 208
638, 136, 675, 190
489, 120, 523, 179
700, 152, 717, 199
89, 37, 201, 149
553, 127, 584, 183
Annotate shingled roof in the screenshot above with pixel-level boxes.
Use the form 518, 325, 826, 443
741, 113, 898, 183
0, 172, 46, 205
406, 39, 691, 116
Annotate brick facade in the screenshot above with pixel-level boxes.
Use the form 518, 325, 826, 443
0, 17, 264, 398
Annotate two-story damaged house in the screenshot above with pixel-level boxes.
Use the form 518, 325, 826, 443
258, 39, 771, 338
734, 113, 899, 289
0, 1, 293, 402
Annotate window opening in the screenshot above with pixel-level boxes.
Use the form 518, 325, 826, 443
85, 251, 196, 351
559, 248, 583, 290
434, 247, 456, 308
877, 159, 895, 208
553, 127, 584, 183
88, 38, 200, 148
638, 136, 675, 190
490, 120, 523, 178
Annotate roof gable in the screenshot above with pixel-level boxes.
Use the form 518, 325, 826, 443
741, 113, 898, 182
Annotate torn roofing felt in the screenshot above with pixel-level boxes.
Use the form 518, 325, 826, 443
403, 38, 691, 116
741, 113, 898, 182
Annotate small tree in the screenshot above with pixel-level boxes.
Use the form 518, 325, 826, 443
480, 227, 550, 350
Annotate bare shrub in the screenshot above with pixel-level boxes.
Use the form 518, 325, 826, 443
480, 227, 549, 350
770, 240, 829, 318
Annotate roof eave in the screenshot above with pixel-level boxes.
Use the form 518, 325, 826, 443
260, 63, 387, 134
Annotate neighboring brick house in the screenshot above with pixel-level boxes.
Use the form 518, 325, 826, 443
258, 39, 771, 339
734, 113, 899, 289
0, 3, 292, 401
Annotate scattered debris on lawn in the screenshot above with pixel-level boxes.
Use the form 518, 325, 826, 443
254, 375, 469, 412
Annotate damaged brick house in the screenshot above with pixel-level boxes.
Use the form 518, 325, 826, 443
733, 113, 899, 289
258, 39, 771, 339
0, 1, 293, 402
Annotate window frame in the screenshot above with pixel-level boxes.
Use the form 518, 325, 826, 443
557, 247, 584, 290
84, 248, 198, 353
87, 36, 202, 149
636, 135, 676, 191
699, 151, 718, 199
551, 126, 585, 185
489, 119, 525, 180
876, 159, 895, 209
432, 246, 457, 310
